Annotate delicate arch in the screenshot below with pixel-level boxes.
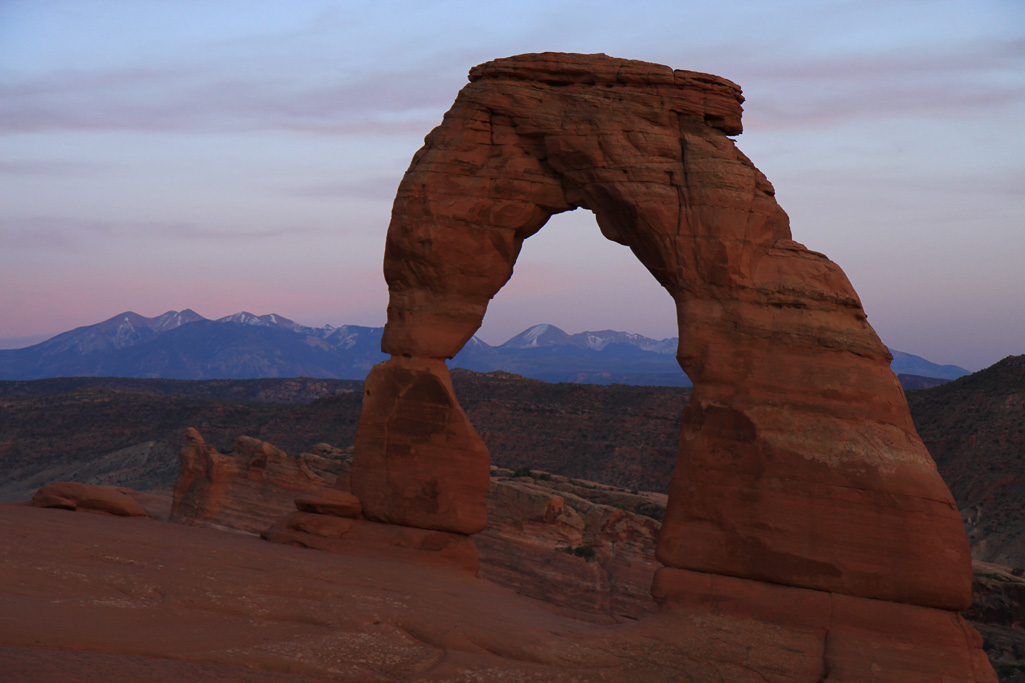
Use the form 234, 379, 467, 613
350, 53, 971, 611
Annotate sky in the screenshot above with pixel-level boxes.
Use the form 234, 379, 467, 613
1, 0, 1022, 370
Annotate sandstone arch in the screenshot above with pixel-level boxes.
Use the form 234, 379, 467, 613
350, 53, 972, 612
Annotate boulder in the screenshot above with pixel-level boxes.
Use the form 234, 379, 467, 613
350, 357, 490, 534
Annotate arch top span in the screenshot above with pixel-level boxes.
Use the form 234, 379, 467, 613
466, 52, 745, 135
381, 52, 792, 364
354, 52, 973, 613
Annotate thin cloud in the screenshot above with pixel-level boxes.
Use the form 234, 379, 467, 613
740, 37, 1025, 128
747, 37, 1025, 81
1, 215, 331, 251
285, 176, 401, 200
168, 223, 332, 241
746, 81, 1024, 129
0, 159, 117, 175
0, 57, 460, 134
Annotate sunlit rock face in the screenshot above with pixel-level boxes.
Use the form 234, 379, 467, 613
352, 52, 973, 612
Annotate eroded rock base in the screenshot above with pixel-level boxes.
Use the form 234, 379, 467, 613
652, 566, 996, 682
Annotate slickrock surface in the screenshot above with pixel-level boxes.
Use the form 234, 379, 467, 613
171, 428, 340, 534
476, 469, 661, 623
0, 503, 997, 682
346, 51, 989, 678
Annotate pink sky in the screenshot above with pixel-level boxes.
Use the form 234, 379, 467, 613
1, 0, 1023, 370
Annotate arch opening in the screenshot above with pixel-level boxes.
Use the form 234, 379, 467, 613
458, 208, 687, 384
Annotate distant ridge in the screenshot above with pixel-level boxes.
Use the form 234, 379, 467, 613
0, 311, 969, 387
0, 311, 385, 381
888, 349, 969, 381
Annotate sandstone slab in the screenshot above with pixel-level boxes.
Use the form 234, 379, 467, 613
262, 512, 480, 574
31, 482, 147, 517
294, 487, 362, 517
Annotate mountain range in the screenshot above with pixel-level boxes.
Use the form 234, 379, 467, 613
0, 310, 970, 386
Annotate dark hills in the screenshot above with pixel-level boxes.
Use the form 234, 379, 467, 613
905, 355, 1025, 567
0, 310, 968, 387
1, 356, 1017, 535
0, 371, 689, 500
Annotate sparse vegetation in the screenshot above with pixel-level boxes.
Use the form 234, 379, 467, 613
559, 545, 597, 562
997, 663, 1025, 678
635, 502, 665, 522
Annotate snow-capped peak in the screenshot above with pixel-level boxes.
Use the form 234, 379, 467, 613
463, 335, 492, 350
151, 309, 206, 332
501, 324, 571, 349
523, 324, 552, 344
218, 311, 263, 326
217, 312, 313, 334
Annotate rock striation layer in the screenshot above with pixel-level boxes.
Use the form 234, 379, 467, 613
348, 51, 991, 678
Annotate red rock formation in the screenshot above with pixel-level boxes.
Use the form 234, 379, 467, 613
344, 51, 991, 677
171, 428, 338, 534
32, 482, 147, 517
353, 51, 972, 609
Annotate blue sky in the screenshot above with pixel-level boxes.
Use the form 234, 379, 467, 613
1, 0, 1023, 370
